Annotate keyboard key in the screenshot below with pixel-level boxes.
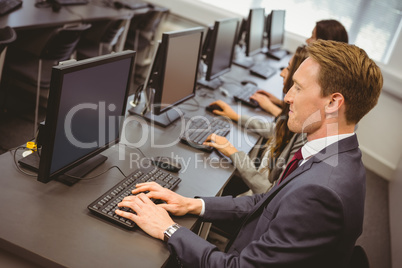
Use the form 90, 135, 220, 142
233, 83, 260, 108
249, 63, 277, 79
179, 115, 231, 152
87, 166, 181, 229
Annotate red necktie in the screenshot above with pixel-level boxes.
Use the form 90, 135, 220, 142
278, 148, 303, 184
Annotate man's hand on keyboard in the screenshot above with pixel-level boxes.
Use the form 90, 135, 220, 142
208, 100, 240, 121
116, 192, 174, 240
203, 133, 238, 157
129, 182, 202, 216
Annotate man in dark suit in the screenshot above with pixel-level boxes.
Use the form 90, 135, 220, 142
115, 40, 383, 267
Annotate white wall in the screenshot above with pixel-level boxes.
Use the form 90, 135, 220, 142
148, 0, 402, 266
390, 158, 402, 268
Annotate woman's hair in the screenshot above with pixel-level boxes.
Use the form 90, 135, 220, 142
315, 19, 348, 43
270, 45, 308, 159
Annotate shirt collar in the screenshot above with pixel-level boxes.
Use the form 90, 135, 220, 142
300, 133, 355, 165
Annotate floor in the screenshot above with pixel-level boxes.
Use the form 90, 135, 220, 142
0, 13, 392, 268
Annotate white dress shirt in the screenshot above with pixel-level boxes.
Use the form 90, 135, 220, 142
300, 133, 355, 166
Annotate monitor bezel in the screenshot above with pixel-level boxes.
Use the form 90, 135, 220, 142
205, 18, 239, 81
245, 7, 265, 57
267, 10, 286, 51
201, 25, 214, 61
37, 50, 136, 183
151, 27, 204, 115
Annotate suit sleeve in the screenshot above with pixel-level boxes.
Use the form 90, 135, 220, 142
167, 184, 344, 268
200, 194, 265, 222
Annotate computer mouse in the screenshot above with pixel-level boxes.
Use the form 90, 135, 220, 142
240, 80, 257, 86
152, 156, 182, 173
206, 104, 223, 113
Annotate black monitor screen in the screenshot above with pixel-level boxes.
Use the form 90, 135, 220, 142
268, 10, 286, 50
38, 51, 135, 183
149, 27, 204, 115
205, 18, 239, 81
246, 8, 265, 56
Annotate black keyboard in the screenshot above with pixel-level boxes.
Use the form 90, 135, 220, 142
88, 166, 181, 229
0, 0, 22, 15
233, 83, 259, 108
54, 0, 89, 5
179, 114, 231, 152
249, 63, 277, 79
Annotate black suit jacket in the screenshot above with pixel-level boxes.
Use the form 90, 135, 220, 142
167, 135, 365, 268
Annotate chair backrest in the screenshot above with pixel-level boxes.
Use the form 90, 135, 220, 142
101, 19, 125, 47
125, 7, 169, 50
40, 23, 91, 61
0, 26, 17, 54
348, 245, 370, 268
144, 7, 169, 34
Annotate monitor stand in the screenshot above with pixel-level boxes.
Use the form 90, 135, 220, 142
18, 151, 107, 186
266, 49, 288, 60
232, 57, 254, 69
128, 106, 182, 128
197, 77, 223, 90
58, 154, 108, 186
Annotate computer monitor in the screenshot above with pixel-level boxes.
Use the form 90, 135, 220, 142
129, 27, 204, 127
197, 18, 239, 90
246, 8, 265, 57
27, 51, 135, 184
266, 10, 288, 60
233, 8, 265, 68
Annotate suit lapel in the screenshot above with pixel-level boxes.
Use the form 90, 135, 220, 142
227, 135, 360, 252
250, 135, 360, 214
276, 134, 359, 188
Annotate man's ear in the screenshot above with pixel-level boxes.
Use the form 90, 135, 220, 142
325, 93, 344, 114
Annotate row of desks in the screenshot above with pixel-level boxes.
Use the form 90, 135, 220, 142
0, 3, 291, 265
0, 0, 138, 30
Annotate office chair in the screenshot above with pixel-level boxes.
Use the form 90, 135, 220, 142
348, 245, 370, 268
0, 26, 17, 111
124, 7, 169, 83
76, 19, 128, 60
3, 23, 91, 135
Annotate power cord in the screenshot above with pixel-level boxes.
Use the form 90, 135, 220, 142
178, 98, 200, 112
12, 146, 38, 177
119, 143, 148, 159
131, 83, 145, 107
64, 165, 126, 181
13, 141, 127, 181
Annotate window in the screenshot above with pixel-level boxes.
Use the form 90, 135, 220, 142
198, 0, 402, 63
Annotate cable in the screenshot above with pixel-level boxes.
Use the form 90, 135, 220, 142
64, 165, 126, 180
12, 147, 38, 177
141, 86, 154, 115
119, 143, 148, 159
196, 88, 216, 98
131, 83, 145, 107
178, 98, 200, 111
